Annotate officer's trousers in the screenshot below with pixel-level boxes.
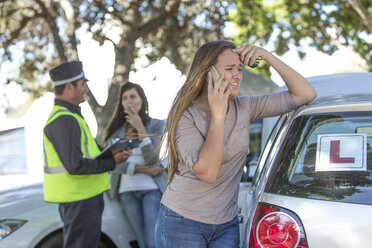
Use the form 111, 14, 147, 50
58, 193, 104, 248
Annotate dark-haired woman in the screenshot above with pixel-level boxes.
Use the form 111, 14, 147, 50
102, 82, 165, 248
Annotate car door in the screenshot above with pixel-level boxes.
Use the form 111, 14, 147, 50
238, 113, 291, 247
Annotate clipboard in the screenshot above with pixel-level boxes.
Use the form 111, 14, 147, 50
94, 138, 125, 160
94, 138, 142, 160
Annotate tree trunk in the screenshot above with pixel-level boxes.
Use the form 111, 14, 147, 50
346, 0, 372, 33
86, 0, 180, 141
92, 35, 137, 142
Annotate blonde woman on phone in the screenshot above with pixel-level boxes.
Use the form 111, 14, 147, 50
154, 40, 317, 248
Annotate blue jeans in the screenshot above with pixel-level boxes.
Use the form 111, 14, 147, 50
119, 189, 162, 248
155, 204, 240, 248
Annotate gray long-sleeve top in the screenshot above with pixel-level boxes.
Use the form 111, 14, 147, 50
44, 99, 115, 175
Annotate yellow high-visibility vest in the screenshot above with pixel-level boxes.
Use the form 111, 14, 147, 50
43, 105, 110, 203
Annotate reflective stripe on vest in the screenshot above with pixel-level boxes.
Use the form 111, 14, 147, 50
43, 109, 90, 174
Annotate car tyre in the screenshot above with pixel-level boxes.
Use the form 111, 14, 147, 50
36, 232, 111, 248
35, 232, 63, 248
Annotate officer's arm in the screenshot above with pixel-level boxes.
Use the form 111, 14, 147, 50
45, 115, 115, 175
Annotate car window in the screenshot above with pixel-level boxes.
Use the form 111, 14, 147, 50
248, 119, 262, 162
266, 112, 372, 205
252, 114, 289, 186
241, 119, 263, 182
0, 127, 27, 174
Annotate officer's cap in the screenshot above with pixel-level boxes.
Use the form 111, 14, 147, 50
49, 61, 89, 86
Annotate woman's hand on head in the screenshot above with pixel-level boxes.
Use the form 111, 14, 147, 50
207, 71, 231, 119
233, 45, 269, 68
234, 45, 317, 106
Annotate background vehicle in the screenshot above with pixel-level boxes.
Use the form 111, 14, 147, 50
241, 72, 372, 247
0, 183, 136, 248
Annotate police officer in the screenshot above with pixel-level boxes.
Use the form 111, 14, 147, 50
43, 61, 132, 248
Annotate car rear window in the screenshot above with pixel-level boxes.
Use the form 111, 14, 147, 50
265, 113, 372, 205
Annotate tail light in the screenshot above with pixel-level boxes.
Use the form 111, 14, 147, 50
249, 202, 308, 248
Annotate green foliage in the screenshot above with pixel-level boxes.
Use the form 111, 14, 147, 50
230, 0, 372, 75
0, 0, 84, 98
146, 0, 231, 73
1, 0, 370, 133
1, 0, 237, 134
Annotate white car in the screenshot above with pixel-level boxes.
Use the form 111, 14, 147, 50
0, 177, 254, 248
0, 183, 136, 248
240, 72, 372, 248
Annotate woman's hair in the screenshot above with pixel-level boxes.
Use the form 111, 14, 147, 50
102, 82, 149, 146
161, 40, 237, 184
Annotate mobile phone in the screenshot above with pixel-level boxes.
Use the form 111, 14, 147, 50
209, 66, 224, 85
247, 56, 262, 68
209, 66, 230, 93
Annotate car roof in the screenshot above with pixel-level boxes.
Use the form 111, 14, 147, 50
275, 72, 372, 98
275, 72, 372, 114
261, 73, 372, 145
296, 93, 372, 117
305, 72, 372, 97
299, 72, 372, 115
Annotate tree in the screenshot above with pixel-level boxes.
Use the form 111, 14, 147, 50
1, 0, 370, 138
0, 0, 232, 138
229, 0, 372, 78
